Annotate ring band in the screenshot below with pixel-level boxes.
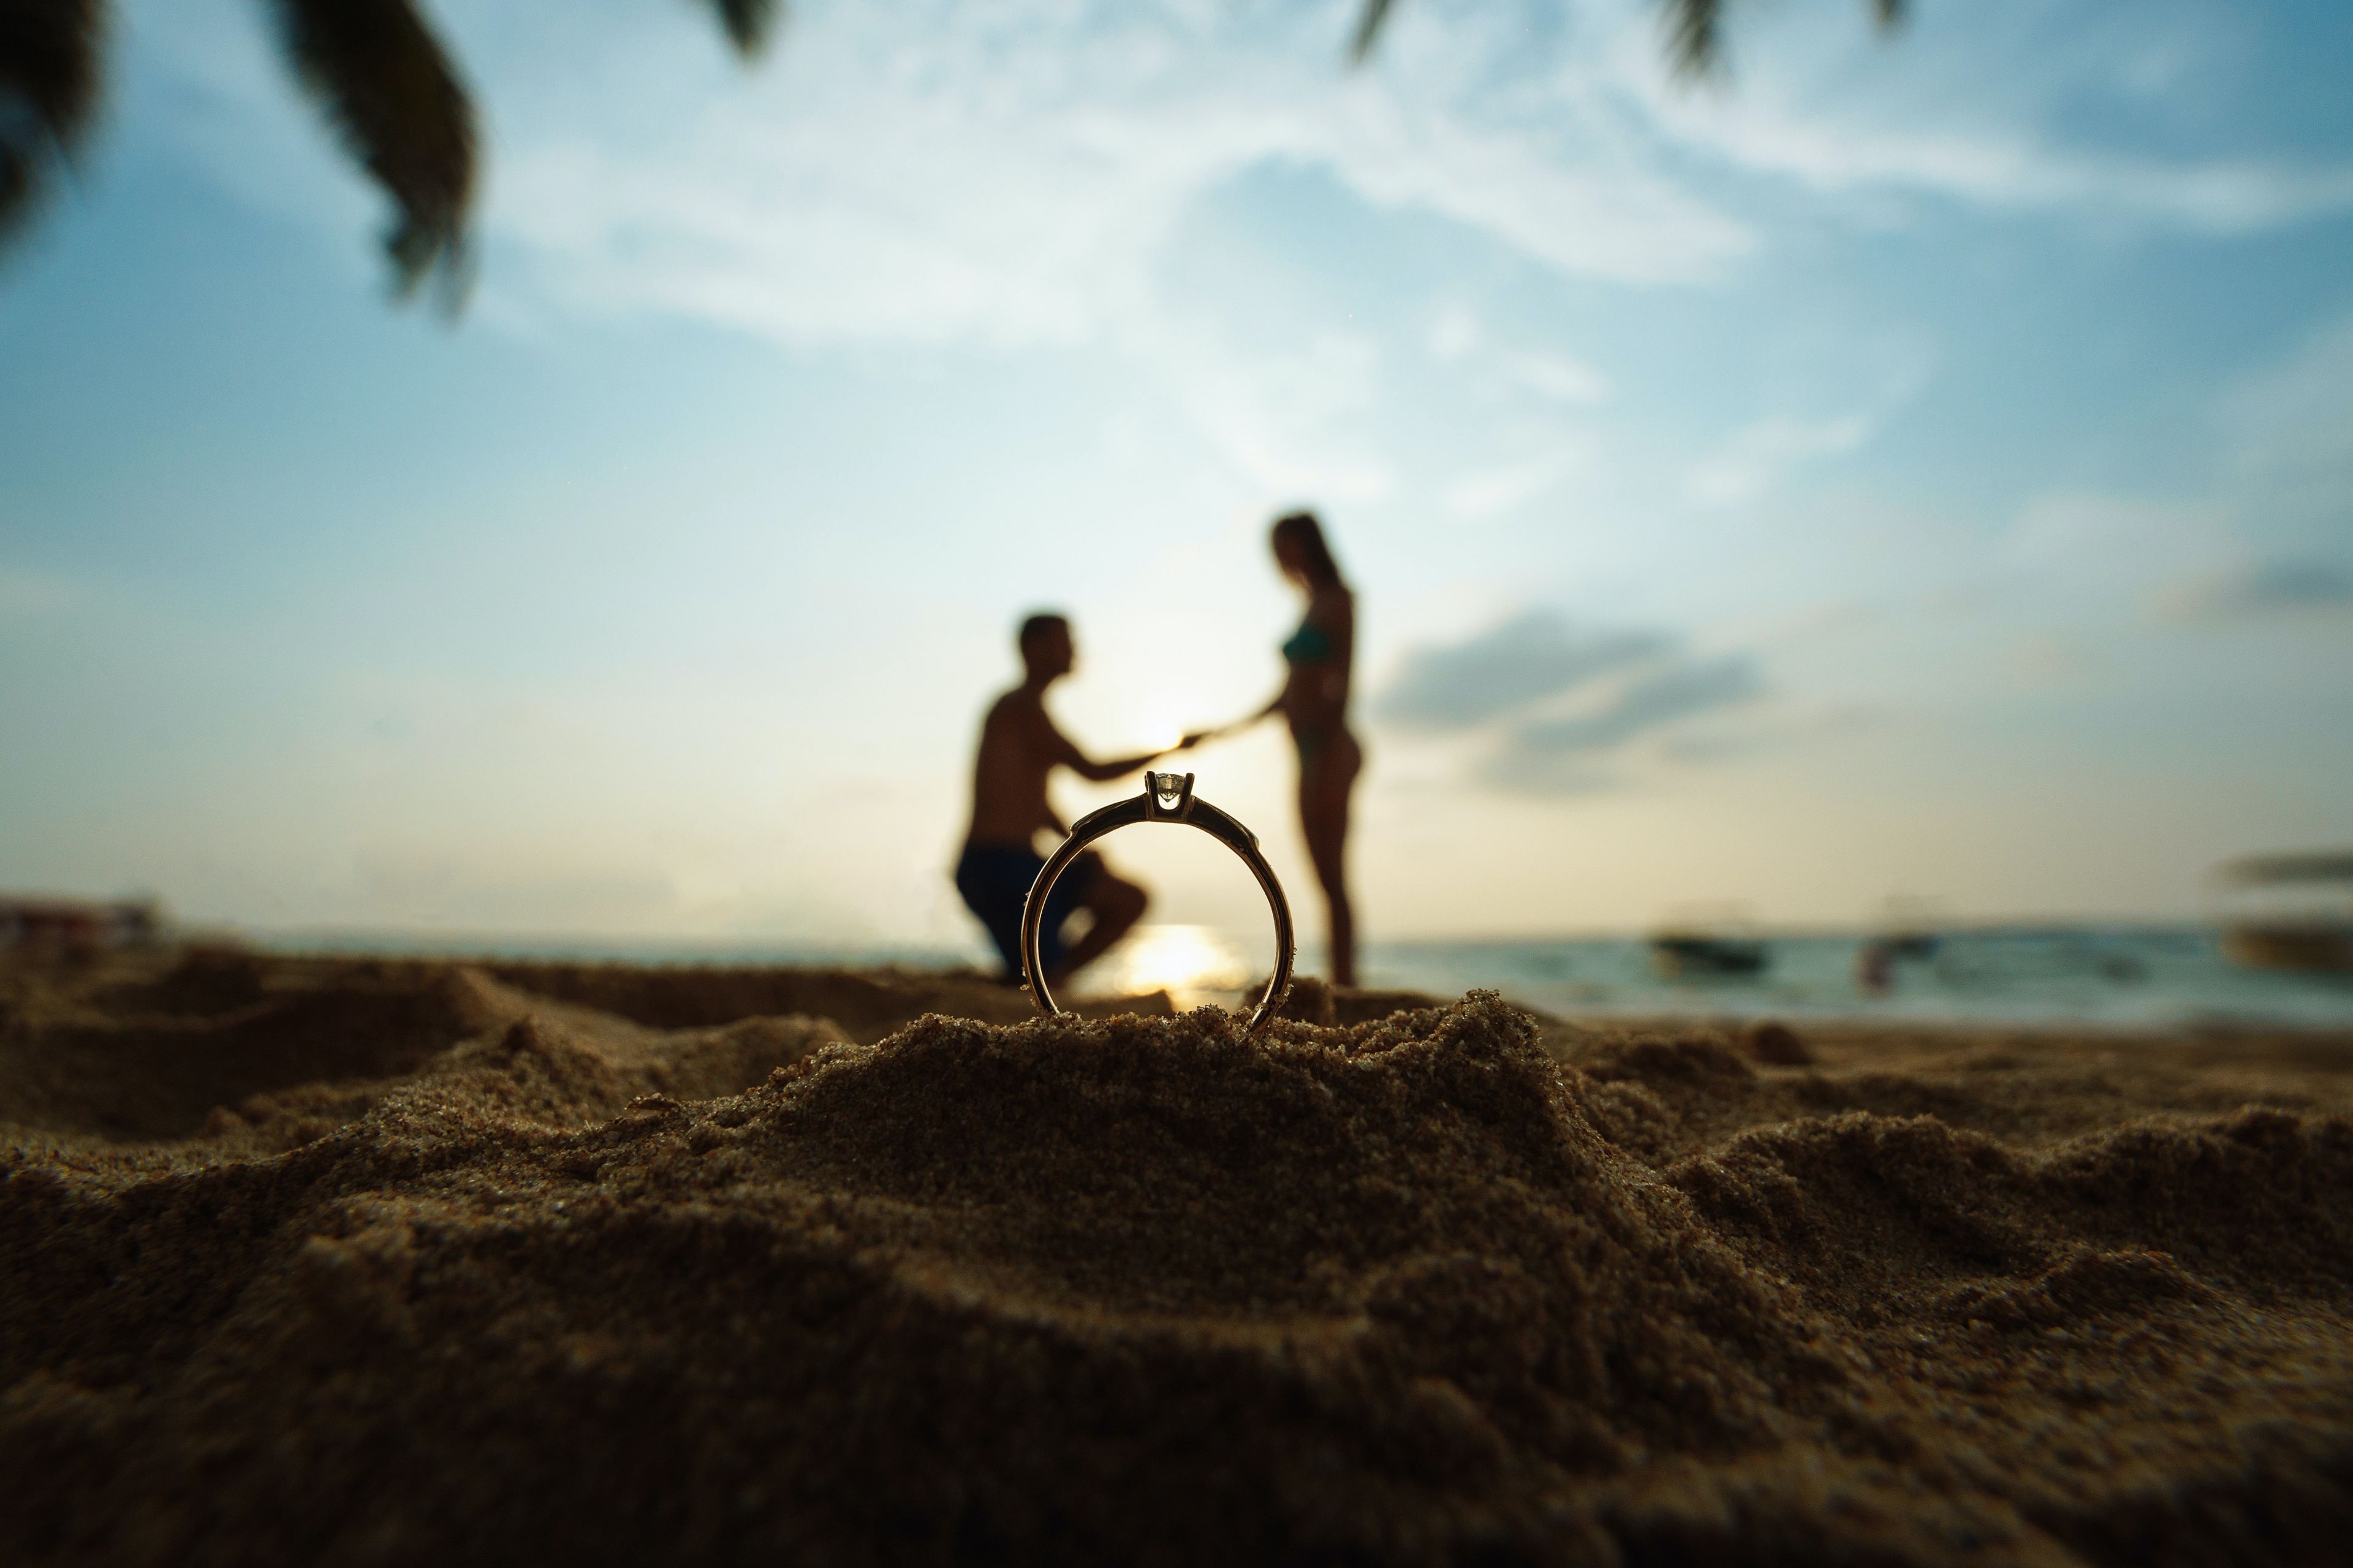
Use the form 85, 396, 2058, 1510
1021, 772, 1296, 1031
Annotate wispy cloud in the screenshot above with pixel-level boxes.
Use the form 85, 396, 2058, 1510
1140, 315, 1398, 501
1439, 453, 1577, 520
1621, 0, 2353, 234
135, 0, 2353, 358
1498, 349, 1612, 404
2217, 310, 2353, 528
1688, 413, 1871, 507
1375, 610, 1764, 793
461, 0, 1752, 350
1425, 302, 1610, 403
1998, 310, 2353, 631
2153, 560, 2353, 625
1379, 612, 1670, 728
1655, 100, 2353, 233
1483, 651, 1762, 792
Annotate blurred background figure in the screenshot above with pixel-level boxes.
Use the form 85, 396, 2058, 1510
1194, 512, 1362, 987
957, 613, 1181, 990
1855, 936, 1895, 997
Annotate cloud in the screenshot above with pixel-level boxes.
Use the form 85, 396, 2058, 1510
2216, 311, 2353, 529
1374, 610, 1765, 794
1658, 102, 2353, 234
444, 0, 1754, 351
1498, 349, 1612, 404
1620, 1, 2353, 235
1439, 453, 1577, 520
1687, 413, 1872, 506
2005, 492, 2218, 565
1376, 611, 1669, 729
1483, 653, 1762, 790
2154, 560, 2353, 624
1998, 308, 2353, 629
1427, 300, 1483, 358
132, 0, 2353, 381
1139, 314, 1398, 500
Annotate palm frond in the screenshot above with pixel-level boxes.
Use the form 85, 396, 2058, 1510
1352, 0, 1898, 72
1664, 0, 1728, 77
0, 0, 105, 249
266, 0, 477, 305
1672, 0, 1907, 78
702, 0, 781, 59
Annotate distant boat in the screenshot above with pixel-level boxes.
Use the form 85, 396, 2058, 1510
1883, 931, 1941, 961
1870, 896, 1944, 963
2213, 852, 2353, 974
1649, 931, 1770, 979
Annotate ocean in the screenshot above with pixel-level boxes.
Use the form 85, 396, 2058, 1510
273, 920, 2353, 1032
1360, 926, 2353, 1031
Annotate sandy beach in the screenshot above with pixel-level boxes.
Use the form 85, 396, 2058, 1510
4, 947, 2351, 1565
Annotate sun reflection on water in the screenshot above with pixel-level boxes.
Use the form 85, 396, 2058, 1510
1091, 923, 1254, 1009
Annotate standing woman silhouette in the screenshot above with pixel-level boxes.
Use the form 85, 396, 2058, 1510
1194, 511, 1362, 986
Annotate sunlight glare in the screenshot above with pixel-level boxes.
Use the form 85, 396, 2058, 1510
1093, 923, 1253, 1007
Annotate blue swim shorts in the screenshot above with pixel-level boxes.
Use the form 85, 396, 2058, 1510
954, 844, 1101, 981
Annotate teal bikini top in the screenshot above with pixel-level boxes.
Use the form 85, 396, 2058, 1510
1282, 619, 1334, 664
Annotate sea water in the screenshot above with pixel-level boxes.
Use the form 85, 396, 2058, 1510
1111, 923, 2353, 1030
1360, 926, 2353, 1031
271, 922, 2353, 1031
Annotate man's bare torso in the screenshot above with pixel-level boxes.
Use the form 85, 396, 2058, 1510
964, 687, 1064, 849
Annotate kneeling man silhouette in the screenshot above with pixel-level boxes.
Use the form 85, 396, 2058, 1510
955, 613, 1188, 988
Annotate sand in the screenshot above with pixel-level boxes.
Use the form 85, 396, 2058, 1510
4, 949, 2351, 1565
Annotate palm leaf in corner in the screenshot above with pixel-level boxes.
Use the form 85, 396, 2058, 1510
0, 0, 105, 250
1351, 0, 1908, 74
266, 0, 478, 305
1662, 0, 1726, 75
1667, 0, 1908, 75
702, 0, 783, 59
257, 0, 776, 306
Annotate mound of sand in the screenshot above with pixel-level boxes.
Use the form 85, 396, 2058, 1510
4, 952, 2352, 1564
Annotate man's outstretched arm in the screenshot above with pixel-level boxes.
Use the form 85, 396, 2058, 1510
1036, 710, 1178, 784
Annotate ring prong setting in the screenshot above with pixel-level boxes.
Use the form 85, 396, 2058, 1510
1145, 771, 1196, 822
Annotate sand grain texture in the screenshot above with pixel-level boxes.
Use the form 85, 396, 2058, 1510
4, 952, 2352, 1565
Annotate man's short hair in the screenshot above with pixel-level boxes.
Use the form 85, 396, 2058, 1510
1017, 612, 1069, 656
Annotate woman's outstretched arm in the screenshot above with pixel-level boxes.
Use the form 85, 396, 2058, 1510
1184, 686, 1286, 748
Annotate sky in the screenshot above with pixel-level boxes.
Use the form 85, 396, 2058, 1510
2, 0, 2350, 958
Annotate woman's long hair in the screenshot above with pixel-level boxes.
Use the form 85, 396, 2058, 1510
1271, 510, 1344, 589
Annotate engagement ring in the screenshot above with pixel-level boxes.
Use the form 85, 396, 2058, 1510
1021, 773, 1296, 1029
